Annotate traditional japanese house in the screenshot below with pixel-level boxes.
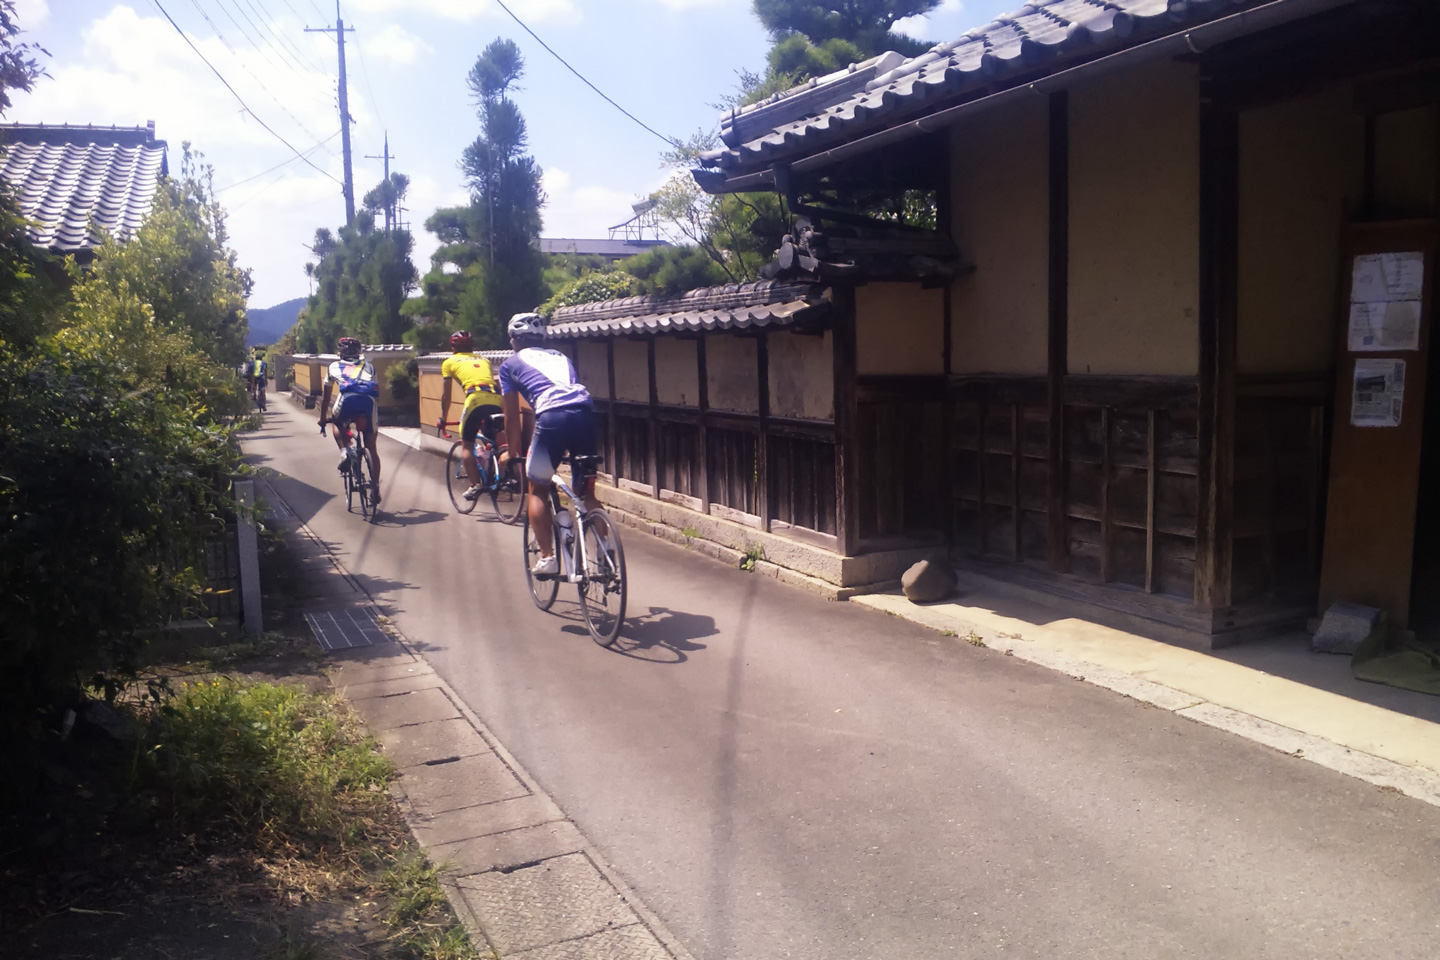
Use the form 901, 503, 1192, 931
546, 0, 1440, 647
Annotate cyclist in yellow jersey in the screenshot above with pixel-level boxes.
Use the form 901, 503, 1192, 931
439, 330, 504, 502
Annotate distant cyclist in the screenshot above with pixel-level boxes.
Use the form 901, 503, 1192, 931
318, 336, 383, 504
244, 349, 268, 403
439, 330, 503, 502
498, 312, 601, 576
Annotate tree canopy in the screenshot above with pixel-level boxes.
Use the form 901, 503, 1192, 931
747, 0, 937, 96
407, 37, 547, 348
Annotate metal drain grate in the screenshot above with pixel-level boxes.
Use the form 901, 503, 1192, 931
305, 607, 389, 650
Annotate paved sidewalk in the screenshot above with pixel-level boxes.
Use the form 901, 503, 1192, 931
268, 478, 695, 960
854, 574, 1440, 809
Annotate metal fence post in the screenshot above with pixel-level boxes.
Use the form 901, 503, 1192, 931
233, 478, 263, 636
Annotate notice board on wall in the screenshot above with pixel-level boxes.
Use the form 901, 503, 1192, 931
1319, 221, 1438, 628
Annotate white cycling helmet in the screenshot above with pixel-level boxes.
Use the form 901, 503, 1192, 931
507, 312, 545, 339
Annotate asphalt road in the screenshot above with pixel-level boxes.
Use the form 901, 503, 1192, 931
247, 403, 1440, 960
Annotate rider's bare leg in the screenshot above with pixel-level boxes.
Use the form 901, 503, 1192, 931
528, 479, 555, 558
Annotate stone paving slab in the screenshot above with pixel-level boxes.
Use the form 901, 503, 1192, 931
348, 686, 460, 731
433, 821, 586, 877
329, 654, 430, 688
407, 793, 565, 849
341, 672, 445, 701
396, 752, 528, 817
455, 853, 636, 956
376, 717, 491, 768
506, 923, 674, 960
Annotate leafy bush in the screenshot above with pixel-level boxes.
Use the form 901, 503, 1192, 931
388, 357, 420, 400
539, 270, 636, 316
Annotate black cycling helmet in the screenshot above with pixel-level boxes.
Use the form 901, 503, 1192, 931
337, 337, 362, 361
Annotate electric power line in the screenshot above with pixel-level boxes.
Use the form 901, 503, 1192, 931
190, 0, 336, 120
351, 22, 384, 132
243, 0, 328, 73
150, 0, 345, 186
487, 0, 680, 149
217, 129, 341, 191
217, 0, 312, 79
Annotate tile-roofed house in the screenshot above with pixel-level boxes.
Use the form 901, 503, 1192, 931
0, 121, 168, 254
540, 238, 671, 259
696, 0, 1357, 191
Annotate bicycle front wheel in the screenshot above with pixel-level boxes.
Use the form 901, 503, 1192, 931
446, 442, 478, 515
578, 508, 627, 647
343, 455, 356, 513
522, 507, 559, 611
488, 457, 526, 525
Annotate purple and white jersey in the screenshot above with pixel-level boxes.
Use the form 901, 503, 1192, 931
498, 347, 591, 416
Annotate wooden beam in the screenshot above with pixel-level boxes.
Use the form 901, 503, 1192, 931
1100, 406, 1112, 584
1011, 404, 1021, 562
1194, 76, 1239, 614
1047, 90, 1070, 574
1146, 410, 1158, 594
757, 330, 771, 532
697, 334, 710, 514
647, 338, 659, 498
606, 340, 617, 479
832, 287, 859, 555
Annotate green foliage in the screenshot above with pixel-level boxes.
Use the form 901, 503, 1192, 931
739, 543, 765, 572
0, 121, 251, 731
137, 678, 393, 843
539, 270, 636, 316
402, 319, 454, 353
0, 0, 47, 116
294, 174, 420, 352
387, 357, 420, 401
626, 244, 729, 296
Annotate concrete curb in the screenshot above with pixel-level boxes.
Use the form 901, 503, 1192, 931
853, 591, 1440, 810
269, 481, 698, 960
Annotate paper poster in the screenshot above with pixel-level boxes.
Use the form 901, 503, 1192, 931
1351, 252, 1425, 304
1351, 358, 1406, 428
1348, 300, 1423, 351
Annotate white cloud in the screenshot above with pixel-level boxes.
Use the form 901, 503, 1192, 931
360, 24, 434, 66
347, 0, 580, 23
14, 6, 341, 152
541, 166, 657, 239
895, 0, 970, 43
405, 172, 471, 270
13, 0, 49, 31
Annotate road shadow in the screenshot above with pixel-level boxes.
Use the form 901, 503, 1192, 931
560, 604, 716, 663
369, 507, 448, 528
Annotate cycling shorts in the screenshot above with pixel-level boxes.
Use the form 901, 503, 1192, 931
527, 403, 597, 484
461, 403, 501, 446
332, 392, 378, 432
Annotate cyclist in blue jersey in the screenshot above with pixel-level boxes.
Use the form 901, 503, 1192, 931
318, 336, 384, 504
499, 312, 601, 576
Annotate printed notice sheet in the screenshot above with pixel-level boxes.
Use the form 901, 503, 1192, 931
1348, 252, 1425, 351
1351, 358, 1406, 428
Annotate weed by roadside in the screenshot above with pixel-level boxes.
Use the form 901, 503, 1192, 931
681, 526, 700, 547
739, 543, 764, 572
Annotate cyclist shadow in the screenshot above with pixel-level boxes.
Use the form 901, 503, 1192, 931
370, 508, 448, 528
559, 605, 716, 664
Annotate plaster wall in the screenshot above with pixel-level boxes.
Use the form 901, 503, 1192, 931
575, 340, 610, 397
1068, 59, 1200, 376
655, 337, 700, 407
613, 339, 649, 403
1237, 86, 1364, 374
769, 330, 834, 420
1375, 105, 1439, 219
707, 334, 759, 414
948, 97, 1049, 374
855, 283, 945, 375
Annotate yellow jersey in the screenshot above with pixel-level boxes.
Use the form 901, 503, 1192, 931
441, 352, 502, 419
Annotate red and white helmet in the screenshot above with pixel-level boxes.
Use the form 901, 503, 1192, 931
449, 330, 474, 351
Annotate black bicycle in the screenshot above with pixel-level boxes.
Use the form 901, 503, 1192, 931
523, 455, 627, 646
322, 421, 377, 522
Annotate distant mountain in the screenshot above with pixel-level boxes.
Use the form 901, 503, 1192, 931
246, 297, 307, 347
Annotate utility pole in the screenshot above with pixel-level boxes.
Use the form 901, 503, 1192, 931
364, 132, 396, 231
306, 3, 356, 226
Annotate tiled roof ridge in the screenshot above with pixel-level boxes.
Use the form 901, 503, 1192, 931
549, 279, 826, 324
699, 0, 1251, 172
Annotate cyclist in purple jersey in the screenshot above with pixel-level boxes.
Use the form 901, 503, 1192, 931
499, 312, 603, 576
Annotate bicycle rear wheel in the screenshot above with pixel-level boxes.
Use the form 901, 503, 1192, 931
578, 508, 627, 647
522, 506, 559, 611
353, 448, 372, 520
446, 441, 479, 515
488, 456, 526, 525
343, 453, 356, 513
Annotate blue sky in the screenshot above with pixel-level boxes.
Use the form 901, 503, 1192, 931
13, 0, 1016, 308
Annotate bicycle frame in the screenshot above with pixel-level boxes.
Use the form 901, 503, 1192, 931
548, 472, 590, 584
